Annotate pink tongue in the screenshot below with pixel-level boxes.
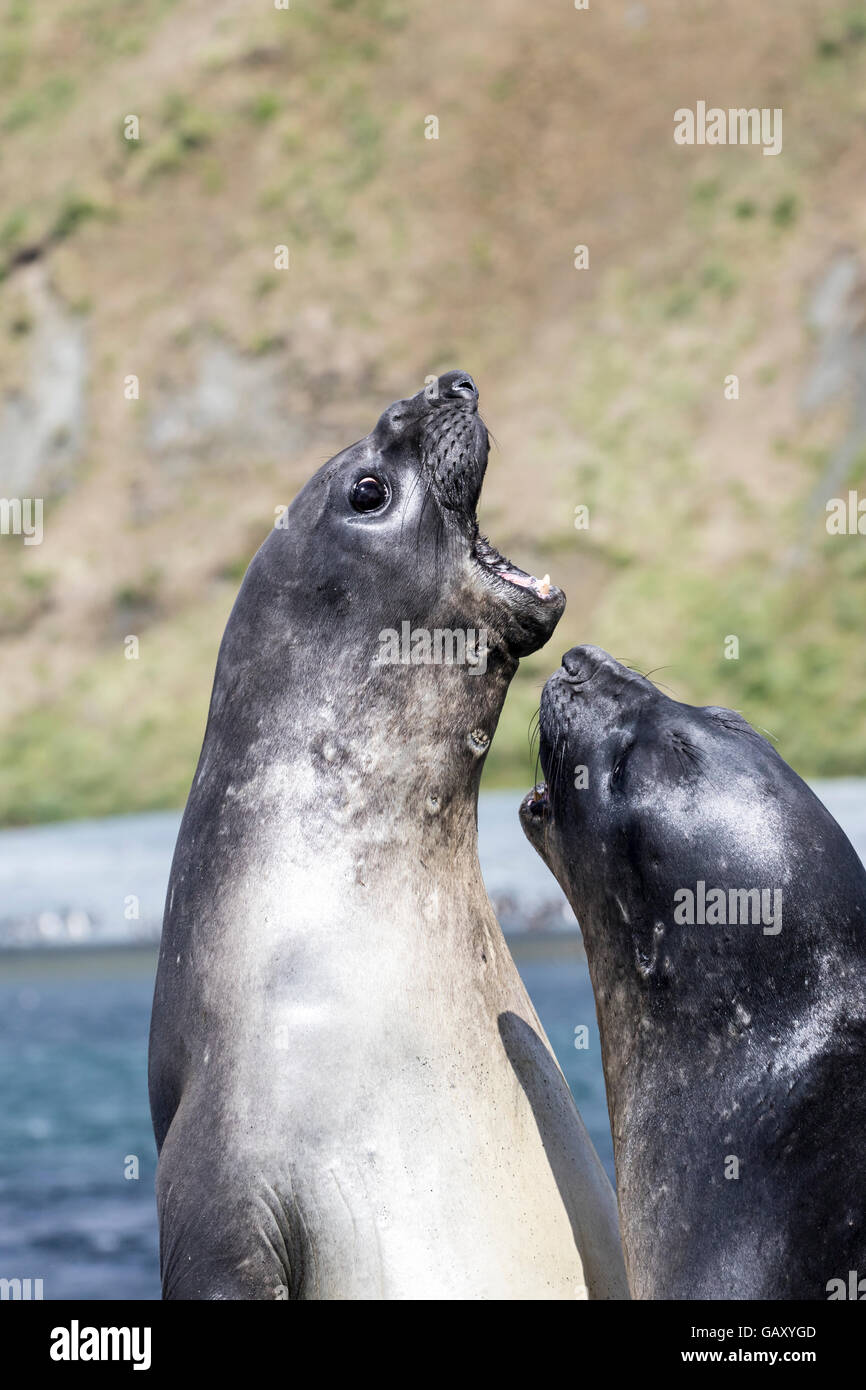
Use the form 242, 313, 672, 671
504, 570, 534, 589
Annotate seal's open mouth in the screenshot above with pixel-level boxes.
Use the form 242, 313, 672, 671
472, 529, 560, 604
521, 782, 550, 819
518, 781, 552, 851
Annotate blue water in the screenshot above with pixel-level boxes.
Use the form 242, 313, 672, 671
0, 953, 159, 1300
0, 938, 609, 1301
3, 781, 864, 1300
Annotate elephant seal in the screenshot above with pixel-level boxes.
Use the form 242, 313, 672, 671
521, 644, 866, 1300
149, 376, 628, 1300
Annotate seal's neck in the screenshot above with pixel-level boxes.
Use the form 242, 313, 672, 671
204, 625, 516, 824
583, 901, 866, 1299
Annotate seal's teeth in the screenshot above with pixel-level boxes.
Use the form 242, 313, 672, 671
538, 574, 551, 598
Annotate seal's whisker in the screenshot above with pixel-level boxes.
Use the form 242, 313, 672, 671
547, 729, 567, 809
412, 471, 446, 585
400, 464, 431, 536
641, 666, 681, 696
617, 659, 679, 696
529, 728, 542, 773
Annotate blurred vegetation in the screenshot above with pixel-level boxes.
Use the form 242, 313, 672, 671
0, 0, 864, 824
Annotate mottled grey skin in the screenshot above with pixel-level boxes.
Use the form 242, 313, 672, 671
149, 376, 627, 1300
521, 645, 866, 1300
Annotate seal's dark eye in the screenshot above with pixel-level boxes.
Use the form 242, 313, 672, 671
350, 476, 387, 513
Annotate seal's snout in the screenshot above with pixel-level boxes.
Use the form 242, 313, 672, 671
518, 782, 552, 854
562, 644, 612, 685
561, 645, 649, 694
419, 369, 488, 519
437, 370, 479, 406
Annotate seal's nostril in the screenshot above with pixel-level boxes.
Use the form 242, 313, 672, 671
562, 643, 623, 686
439, 370, 478, 402
562, 645, 597, 683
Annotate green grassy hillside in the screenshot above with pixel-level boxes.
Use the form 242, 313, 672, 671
0, 0, 865, 824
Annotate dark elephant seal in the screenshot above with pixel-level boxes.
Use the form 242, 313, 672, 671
521, 644, 866, 1300
148, 377, 628, 1300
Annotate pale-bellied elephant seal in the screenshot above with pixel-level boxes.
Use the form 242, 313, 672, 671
149, 379, 628, 1300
